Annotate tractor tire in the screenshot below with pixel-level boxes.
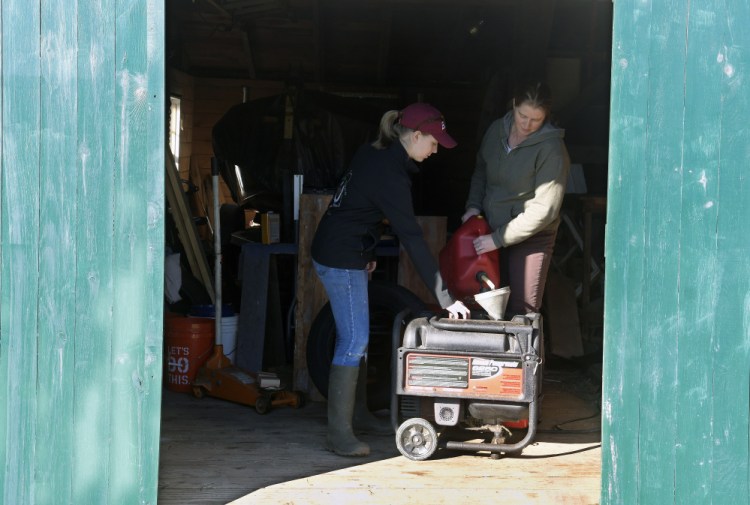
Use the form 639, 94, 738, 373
306, 280, 427, 410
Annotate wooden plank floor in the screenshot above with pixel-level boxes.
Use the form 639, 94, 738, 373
158, 365, 602, 505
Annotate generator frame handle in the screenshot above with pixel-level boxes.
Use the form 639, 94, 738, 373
427, 316, 540, 356
390, 308, 416, 432
428, 313, 540, 333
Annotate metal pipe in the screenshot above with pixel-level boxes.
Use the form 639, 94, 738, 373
428, 317, 530, 335
417, 330, 510, 353
211, 157, 223, 345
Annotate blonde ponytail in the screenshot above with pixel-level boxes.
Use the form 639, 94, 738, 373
371, 110, 409, 149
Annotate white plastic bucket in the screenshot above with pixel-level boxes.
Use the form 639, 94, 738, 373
189, 304, 239, 364
220, 314, 238, 364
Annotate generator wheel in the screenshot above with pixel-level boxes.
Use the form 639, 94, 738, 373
306, 280, 426, 410
396, 418, 438, 461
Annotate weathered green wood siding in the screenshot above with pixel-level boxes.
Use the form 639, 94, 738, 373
0, 1, 165, 504
604, 1, 750, 504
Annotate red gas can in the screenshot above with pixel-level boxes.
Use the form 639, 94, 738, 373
438, 216, 501, 301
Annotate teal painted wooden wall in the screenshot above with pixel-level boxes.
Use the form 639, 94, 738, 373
0, 1, 165, 503
604, 1, 749, 504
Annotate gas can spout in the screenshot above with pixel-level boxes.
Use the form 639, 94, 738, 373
476, 271, 496, 292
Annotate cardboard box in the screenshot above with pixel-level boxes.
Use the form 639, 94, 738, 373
255, 371, 281, 388
261, 212, 280, 244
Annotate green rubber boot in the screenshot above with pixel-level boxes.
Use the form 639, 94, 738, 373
326, 364, 370, 456
353, 360, 394, 435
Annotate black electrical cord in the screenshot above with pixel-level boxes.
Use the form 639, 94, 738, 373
537, 375, 602, 435
536, 409, 601, 435
513, 443, 602, 459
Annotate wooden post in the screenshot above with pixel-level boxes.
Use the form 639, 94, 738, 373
293, 194, 332, 393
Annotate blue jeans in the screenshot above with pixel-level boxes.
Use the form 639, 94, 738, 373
313, 260, 370, 367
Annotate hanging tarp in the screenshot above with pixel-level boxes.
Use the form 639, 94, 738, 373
211, 89, 389, 210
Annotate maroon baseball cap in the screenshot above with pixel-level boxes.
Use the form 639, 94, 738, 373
399, 103, 457, 149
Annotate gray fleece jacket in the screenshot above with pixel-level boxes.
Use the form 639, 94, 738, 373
465, 111, 570, 248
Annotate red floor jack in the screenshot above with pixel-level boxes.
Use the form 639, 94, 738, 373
191, 158, 303, 414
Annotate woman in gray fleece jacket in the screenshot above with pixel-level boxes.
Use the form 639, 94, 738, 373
462, 81, 570, 315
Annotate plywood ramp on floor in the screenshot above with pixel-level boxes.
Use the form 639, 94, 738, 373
231, 440, 601, 505
158, 367, 602, 505
226, 366, 602, 505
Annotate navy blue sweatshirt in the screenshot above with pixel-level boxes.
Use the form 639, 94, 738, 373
311, 140, 453, 308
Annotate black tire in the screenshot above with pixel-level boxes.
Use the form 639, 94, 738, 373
292, 391, 306, 409
306, 280, 427, 410
255, 395, 271, 415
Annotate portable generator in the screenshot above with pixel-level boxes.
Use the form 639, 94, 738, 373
391, 293, 543, 460
390, 214, 544, 460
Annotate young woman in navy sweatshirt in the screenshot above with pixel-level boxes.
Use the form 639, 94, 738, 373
311, 102, 470, 456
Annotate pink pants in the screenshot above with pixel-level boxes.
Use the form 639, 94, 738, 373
500, 228, 557, 315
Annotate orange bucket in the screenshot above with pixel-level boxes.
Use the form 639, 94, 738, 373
164, 313, 215, 393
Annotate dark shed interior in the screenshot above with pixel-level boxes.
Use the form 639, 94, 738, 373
163, 0, 611, 390
159, 2, 611, 500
